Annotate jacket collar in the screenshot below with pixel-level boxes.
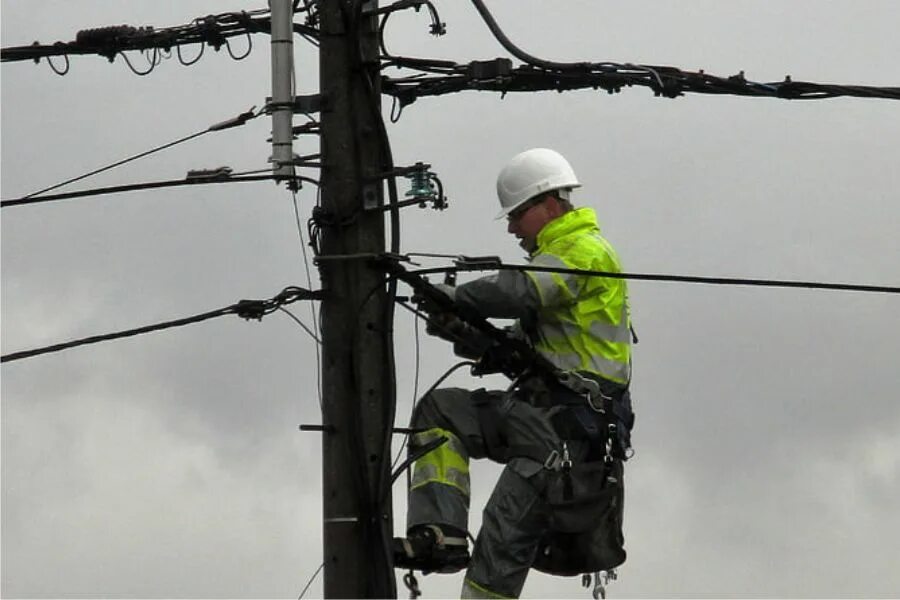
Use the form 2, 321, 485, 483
534, 207, 600, 252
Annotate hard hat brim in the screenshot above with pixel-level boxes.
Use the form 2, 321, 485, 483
494, 185, 580, 220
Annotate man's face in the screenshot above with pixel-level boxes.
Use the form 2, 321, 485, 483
506, 195, 556, 253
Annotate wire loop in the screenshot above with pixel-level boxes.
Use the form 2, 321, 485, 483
177, 41, 205, 65
225, 30, 252, 60
119, 50, 156, 75
46, 52, 70, 75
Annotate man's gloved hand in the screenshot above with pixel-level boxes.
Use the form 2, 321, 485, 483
425, 311, 467, 342
411, 282, 456, 316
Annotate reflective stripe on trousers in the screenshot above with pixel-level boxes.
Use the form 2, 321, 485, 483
461, 577, 515, 599
410, 428, 471, 498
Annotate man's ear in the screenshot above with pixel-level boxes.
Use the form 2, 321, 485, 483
545, 195, 566, 218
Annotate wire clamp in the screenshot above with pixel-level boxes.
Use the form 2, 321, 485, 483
453, 255, 502, 270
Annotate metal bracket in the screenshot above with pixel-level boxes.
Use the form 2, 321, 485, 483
293, 93, 328, 114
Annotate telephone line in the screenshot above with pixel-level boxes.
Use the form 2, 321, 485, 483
0, 11, 321, 77
0, 173, 295, 208
1, 286, 322, 364
11, 106, 261, 202
379, 0, 900, 106
315, 253, 900, 295
406, 263, 900, 295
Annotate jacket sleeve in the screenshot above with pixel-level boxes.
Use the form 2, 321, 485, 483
453, 269, 540, 320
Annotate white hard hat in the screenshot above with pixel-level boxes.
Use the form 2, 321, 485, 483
495, 148, 580, 219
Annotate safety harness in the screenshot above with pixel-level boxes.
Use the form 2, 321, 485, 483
471, 378, 633, 487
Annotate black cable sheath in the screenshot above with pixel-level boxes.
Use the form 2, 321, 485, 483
20, 130, 208, 200
2, 287, 319, 364
1, 174, 290, 207
1, 307, 233, 363
390, 436, 448, 484
407, 264, 900, 295
10, 107, 263, 203
1, 12, 275, 63
469, 0, 612, 72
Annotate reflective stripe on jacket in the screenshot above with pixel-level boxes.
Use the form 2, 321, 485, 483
456, 207, 631, 384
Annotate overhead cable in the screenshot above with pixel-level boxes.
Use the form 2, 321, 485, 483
1, 286, 323, 364
319, 253, 900, 296
380, 1, 900, 106
468, 0, 625, 73
297, 562, 324, 600
0, 172, 302, 208
277, 306, 321, 344
290, 188, 323, 408
1, 12, 322, 76
407, 262, 900, 295
465, 0, 899, 100
11, 107, 261, 202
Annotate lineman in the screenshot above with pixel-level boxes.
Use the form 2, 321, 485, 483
394, 148, 635, 598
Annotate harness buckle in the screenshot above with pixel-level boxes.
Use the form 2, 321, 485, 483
543, 444, 575, 471
587, 392, 606, 414
557, 371, 611, 414
543, 449, 561, 470
561, 441, 573, 471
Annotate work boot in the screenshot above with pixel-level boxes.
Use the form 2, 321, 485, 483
393, 524, 470, 573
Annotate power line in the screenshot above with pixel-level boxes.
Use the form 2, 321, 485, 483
318, 253, 900, 296
468, 0, 632, 74
290, 188, 323, 409
379, 1, 900, 108
0, 11, 321, 73
1, 286, 322, 364
277, 306, 321, 344
0, 172, 298, 208
401, 261, 900, 296
391, 309, 422, 472
10, 107, 261, 201
297, 562, 324, 600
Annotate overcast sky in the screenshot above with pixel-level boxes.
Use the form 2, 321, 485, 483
2, 2, 899, 598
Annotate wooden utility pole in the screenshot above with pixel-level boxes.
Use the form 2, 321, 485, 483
317, 1, 395, 598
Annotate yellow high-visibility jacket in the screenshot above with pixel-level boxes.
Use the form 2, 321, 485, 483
455, 207, 631, 384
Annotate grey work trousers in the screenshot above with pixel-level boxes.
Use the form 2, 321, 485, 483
406, 387, 565, 599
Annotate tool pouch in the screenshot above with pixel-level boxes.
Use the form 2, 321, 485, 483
532, 459, 626, 577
